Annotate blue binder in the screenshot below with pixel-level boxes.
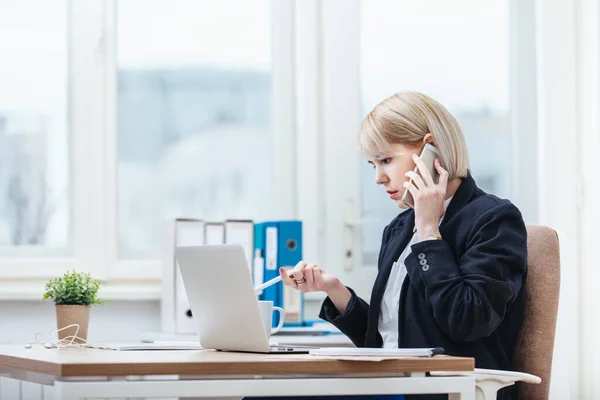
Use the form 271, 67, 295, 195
253, 220, 304, 327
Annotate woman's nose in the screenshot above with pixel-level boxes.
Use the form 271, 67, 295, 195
375, 169, 388, 185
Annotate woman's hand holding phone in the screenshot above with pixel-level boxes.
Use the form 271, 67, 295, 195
403, 155, 449, 241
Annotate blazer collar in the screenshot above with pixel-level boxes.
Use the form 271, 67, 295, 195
376, 170, 477, 283
440, 170, 477, 227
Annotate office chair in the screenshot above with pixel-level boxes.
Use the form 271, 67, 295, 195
431, 225, 561, 400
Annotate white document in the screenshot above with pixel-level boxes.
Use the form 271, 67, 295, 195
265, 226, 278, 271
309, 347, 444, 357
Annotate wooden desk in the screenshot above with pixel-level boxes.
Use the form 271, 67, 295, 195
0, 345, 476, 400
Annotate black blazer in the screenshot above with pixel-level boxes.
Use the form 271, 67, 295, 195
319, 173, 527, 400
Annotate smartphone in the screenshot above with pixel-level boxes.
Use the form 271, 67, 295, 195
401, 143, 440, 208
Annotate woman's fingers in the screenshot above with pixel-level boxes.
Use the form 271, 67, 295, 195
282, 261, 311, 291
412, 154, 435, 187
289, 261, 307, 282
405, 170, 426, 189
280, 262, 324, 292
434, 159, 448, 188
304, 264, 318, 292
403, 180, 418, 199
303, 264, 315, 289
279, 267, 297, 289
312, 267, 324, 291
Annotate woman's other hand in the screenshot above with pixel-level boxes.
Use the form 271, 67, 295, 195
279, 262, 340, 293
280, 262, 352, 315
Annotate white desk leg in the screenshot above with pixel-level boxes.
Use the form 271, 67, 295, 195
449, 383, 476, 400
109, 376, 130, 400
53, 382, 82, 400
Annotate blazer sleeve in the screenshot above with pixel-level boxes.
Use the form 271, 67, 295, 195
404, 202, 527, 343
318, 225, 391, 347
318, 287, 370, 347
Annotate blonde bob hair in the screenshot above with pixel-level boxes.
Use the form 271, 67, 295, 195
357, 91, 470, 179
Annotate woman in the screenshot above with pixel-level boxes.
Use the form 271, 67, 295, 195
267, 92, 526, 400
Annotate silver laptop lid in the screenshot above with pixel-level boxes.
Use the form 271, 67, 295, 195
175, 244, 271, 353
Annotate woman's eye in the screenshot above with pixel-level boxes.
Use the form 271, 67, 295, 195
382, 158, 391, 164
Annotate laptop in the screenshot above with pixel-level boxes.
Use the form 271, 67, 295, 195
175, 244, 318, 354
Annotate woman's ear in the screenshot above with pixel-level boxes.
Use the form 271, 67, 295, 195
423, 133, 434, 145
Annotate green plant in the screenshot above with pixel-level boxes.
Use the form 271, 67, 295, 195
43, 270, 106, 306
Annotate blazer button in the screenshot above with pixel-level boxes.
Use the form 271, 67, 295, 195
419, 259, 428, 266
418, 253, 426, 260
422, 264, 430, 272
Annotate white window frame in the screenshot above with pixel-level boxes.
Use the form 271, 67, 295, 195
576, 0, 600, 396
291, 0, 377, 301
0, 0, 298, 300
0, 0, 108, 282
510, 0, 539, 225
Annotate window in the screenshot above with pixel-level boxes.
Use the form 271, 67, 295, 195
116, 0, 273, 258
0, 0, 293, 290
0, 0, 70, 249
0, 0, 540, 299
359, 0, 511, 265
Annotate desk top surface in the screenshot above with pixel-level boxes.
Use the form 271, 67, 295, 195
0, 345, 474, 378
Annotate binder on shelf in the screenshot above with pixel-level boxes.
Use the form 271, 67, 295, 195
204, 222, 225, 245
253, 248, 265, 296
254, 220, 304, 327
224, 219, 254, 274
161, 218, 204, 334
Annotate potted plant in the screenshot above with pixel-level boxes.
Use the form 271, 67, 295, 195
43, 270, 105, 343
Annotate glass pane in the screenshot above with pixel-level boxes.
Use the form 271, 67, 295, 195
0, 0, 70, 248
117, 0, 272, 258
360, 0, 510, 265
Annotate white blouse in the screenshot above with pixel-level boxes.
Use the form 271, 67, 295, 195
378, 198, 452, 348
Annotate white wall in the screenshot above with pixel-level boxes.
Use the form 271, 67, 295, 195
0, 300, 323, 345
0, 300, 161, 345
536, 0, 600, 398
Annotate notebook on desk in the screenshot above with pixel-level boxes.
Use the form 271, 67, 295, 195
309, 347, 445, 357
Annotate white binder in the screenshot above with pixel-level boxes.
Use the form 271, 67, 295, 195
224, 219, 254, 274
204, 222, 225, 245
161, 218, 204, 334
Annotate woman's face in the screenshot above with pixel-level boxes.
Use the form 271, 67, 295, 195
367, 142, 422, 209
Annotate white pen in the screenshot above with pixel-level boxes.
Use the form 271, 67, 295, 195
254, 275, 283, 293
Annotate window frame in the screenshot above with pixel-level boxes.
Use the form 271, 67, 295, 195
0, 0, 557, 304
0, 0, 298, 299
0, 0, 108, 281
